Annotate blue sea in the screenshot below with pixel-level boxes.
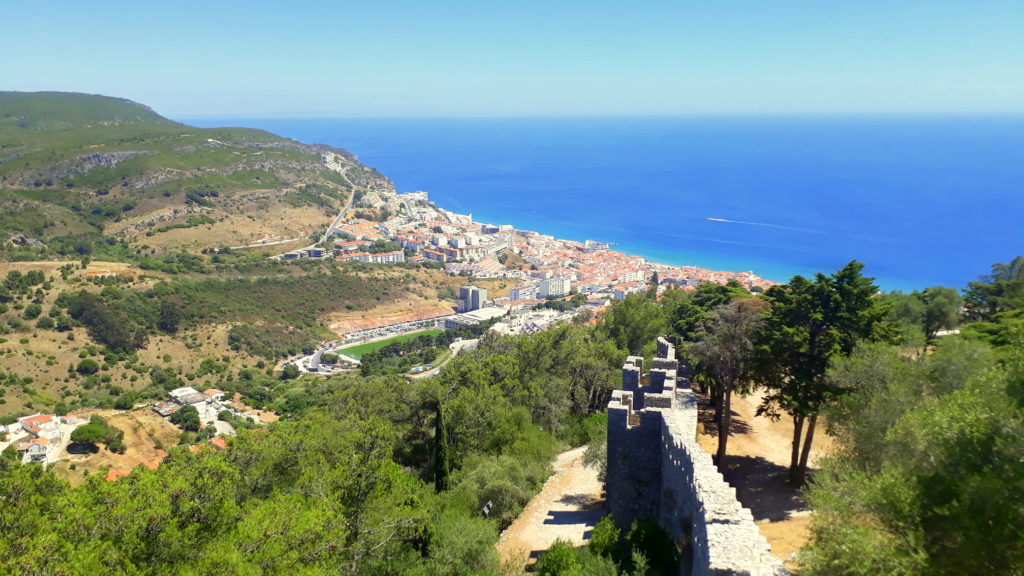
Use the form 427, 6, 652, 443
186, 116, 1024, 291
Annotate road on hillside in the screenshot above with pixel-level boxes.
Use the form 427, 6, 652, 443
319, 167, 357, 244
271, 166, 358, 259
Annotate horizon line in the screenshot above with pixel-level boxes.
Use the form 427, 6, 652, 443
175, 111, 1024, 122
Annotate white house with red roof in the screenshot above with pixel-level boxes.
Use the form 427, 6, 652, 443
14, 437, 52, 463
19, 414, 62, 441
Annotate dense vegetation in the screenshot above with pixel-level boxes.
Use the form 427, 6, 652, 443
48, 262, 402, 357
358, 321, 502, 376
535, 517, 675, 576
0, 323, 623, 575
800, 257, 1024, 575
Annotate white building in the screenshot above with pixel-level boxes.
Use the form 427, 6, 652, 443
169, 387, 208, 406
509, 284, 539, 301
458, 285, 488, 313
16, 437, 52, 463
19, 414, 62, 441
444, 306, 507, 330
337, 250, 406, 264
539, 276, 571, 299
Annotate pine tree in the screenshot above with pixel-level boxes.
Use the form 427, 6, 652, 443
433, 403, 451, 492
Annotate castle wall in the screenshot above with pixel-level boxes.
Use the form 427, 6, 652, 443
606, 339, 787, 576
607, 390, 663, 527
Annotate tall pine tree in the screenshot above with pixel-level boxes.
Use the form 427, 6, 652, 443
433, 403, 451, 492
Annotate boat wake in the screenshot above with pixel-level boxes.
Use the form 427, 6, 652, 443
705, 217, 816, 233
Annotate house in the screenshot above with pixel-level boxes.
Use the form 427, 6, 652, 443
152, 402, 179, 417
168, 387, 208, 406
16, 437, 52, 463
203, 389, 225, 402
105, 469, 131, 482
19, 414, 62, 441
334, 240, 367, 252
209, 436, 228, 451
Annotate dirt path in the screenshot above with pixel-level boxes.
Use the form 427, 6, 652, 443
695, 388, 833, 573
496, 446, 605, 573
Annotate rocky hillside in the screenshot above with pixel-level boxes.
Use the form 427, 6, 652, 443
0, 92, 392, 260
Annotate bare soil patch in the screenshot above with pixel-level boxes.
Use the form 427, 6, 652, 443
694, 386, 833, 573
326, 301, 456, 334
52, 409, 180, 486
497, 446, 606, 573
324, 276, 510, 335
136, 201, 330, 253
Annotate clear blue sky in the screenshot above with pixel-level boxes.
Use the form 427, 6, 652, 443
3, 0, 1023, 118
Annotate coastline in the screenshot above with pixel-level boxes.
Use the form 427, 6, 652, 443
450, 204, 799, 285
183, 116, 1024, 292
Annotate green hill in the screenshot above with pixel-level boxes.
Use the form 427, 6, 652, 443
0, 91, 391, 261
0, 92, 177, 131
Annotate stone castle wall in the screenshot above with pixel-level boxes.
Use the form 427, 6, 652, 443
606, 337, 788, 576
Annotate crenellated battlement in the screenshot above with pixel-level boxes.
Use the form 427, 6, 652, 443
606, 337, 788, 576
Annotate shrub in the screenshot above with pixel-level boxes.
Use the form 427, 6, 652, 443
588, 516, 620, 558
23, 304, 42, 320
535, 541, 581, 576
76, 359, 100, 375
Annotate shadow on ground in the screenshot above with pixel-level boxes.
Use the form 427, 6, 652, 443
527, 499, 607, 571
720, 455, 806, 521
556, 493, 599, 507
697, 401, 753, 437
65, 442, 99, 455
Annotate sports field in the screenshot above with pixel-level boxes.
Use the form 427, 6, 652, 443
337, 329, 443, 359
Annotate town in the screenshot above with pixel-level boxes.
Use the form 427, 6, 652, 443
280, 170, 777, 373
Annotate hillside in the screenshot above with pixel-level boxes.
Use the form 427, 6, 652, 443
0, 92, 176, 131
0, 91, 392, 260
0, 93, 511, 420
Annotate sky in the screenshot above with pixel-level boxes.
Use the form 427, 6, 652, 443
3, 0, 1023, 118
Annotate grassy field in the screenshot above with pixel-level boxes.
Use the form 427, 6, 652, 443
337, 329, 443, 359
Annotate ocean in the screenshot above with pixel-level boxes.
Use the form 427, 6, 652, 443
185, 116, 1024, 291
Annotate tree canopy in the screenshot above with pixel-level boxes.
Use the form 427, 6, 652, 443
753, 261, 889, 485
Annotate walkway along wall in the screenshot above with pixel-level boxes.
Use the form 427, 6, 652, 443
606, 337, 788, 576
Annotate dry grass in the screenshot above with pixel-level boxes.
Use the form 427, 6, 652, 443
0, 261, 263, 417
757, 514, 812, 573
323, 274, 509, 334
694, 387, 834, 572
50, 409, 181, 486
134, 200, 332, 253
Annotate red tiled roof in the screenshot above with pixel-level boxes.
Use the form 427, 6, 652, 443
105, 469, 131, 482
